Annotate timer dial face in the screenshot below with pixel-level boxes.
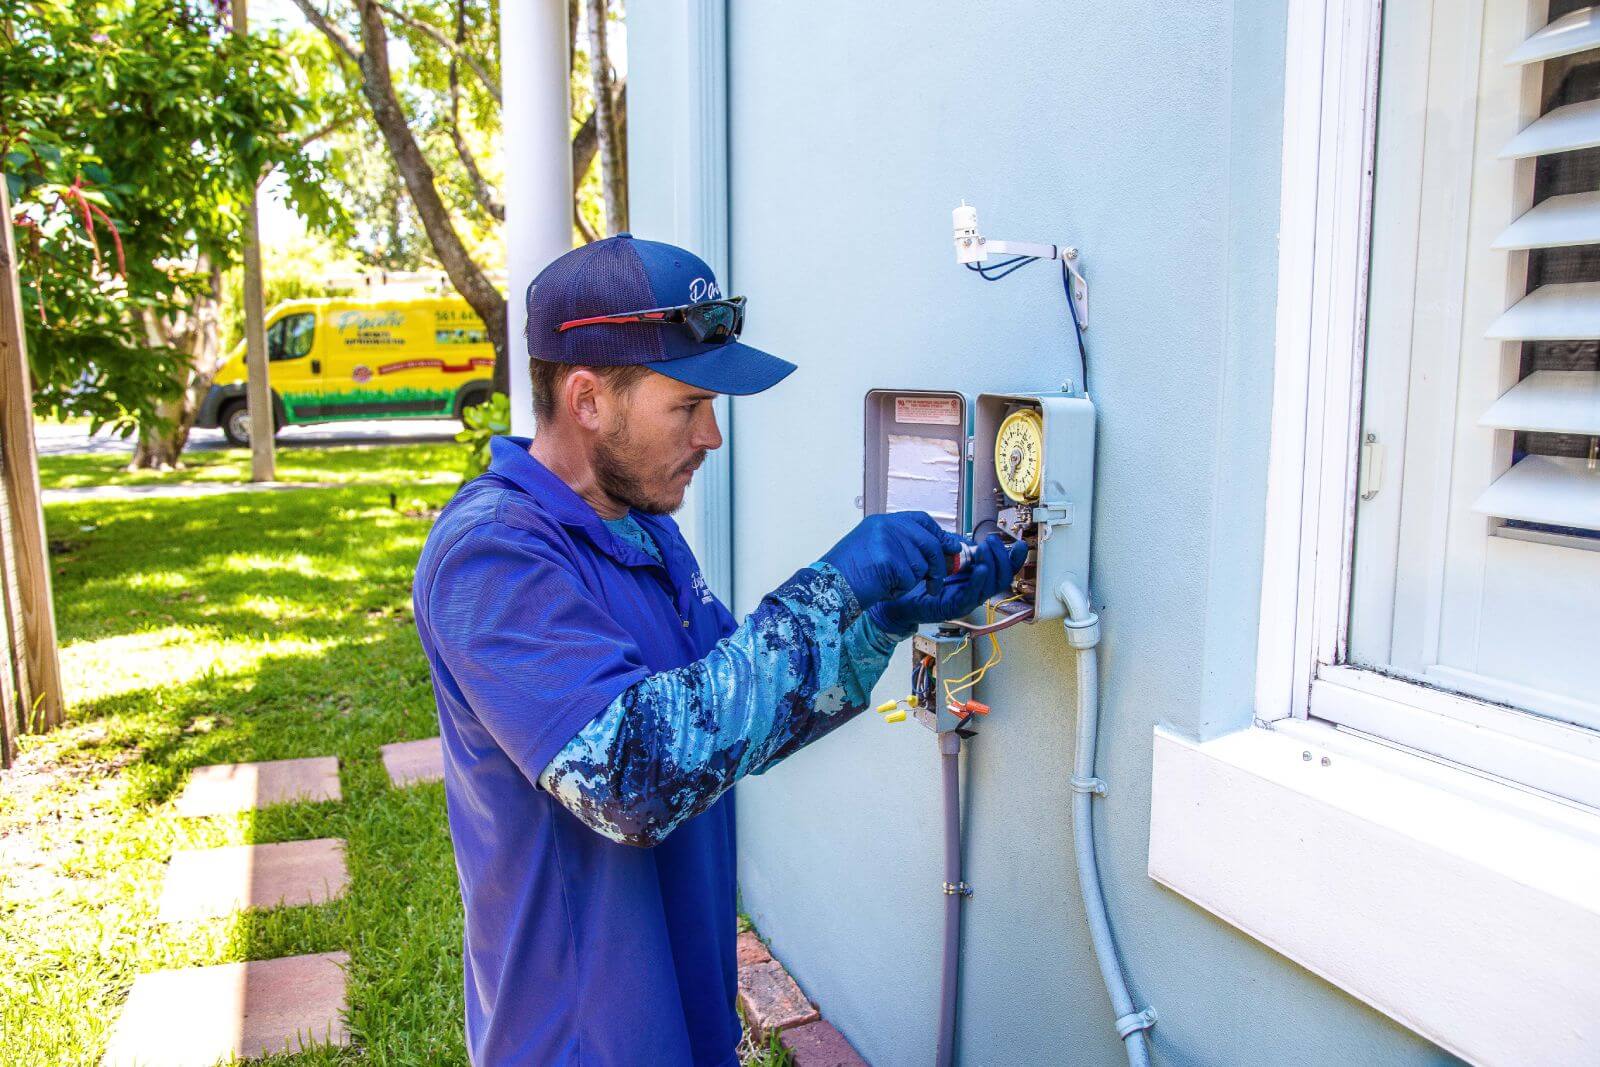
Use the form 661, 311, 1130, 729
994, 408, 1045, 502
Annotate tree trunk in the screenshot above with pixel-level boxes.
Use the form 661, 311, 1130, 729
585, 0, 626, 234
331, 0, 510, 393
129, 261, 223, 470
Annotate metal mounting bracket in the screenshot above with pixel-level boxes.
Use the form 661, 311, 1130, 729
979, 238, 1090, 328
1032, 501, 1074, 541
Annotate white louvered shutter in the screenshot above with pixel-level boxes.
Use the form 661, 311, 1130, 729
1346, 0, 1600, 734
1479, 4, 1600, 534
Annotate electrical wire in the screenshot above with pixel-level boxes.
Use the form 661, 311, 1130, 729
965, 255, 1039, 282
942, 594, 1026, 704
961, 245, 1090, 395
965, 254, 1032, 273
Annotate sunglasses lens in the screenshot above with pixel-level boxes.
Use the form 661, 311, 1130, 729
687, 301, 741, 343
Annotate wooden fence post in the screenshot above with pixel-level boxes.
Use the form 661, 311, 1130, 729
0, 455, 23, 767
0, 179, 65, 749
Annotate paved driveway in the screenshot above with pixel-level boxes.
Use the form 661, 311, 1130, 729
34, 419, 462, 457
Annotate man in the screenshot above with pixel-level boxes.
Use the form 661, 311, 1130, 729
414, 234, 1025, 1065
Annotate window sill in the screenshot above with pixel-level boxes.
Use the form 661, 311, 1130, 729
1312, 664, 1600, 809
1147, 721, 1600, 1065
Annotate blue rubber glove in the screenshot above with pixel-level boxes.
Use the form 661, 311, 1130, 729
867, 536, 1030, 637
819, 512, 966, 608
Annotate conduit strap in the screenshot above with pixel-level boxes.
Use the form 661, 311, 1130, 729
1070, 775, 1107, 796
1115, 1008, 1158, 1039
942, 880, 973, 897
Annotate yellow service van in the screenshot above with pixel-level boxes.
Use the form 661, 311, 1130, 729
196, 296, 495, 445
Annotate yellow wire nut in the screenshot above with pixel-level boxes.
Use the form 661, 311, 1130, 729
907, 695, 919, 708
875, 699, 900, 714
884, 710, 907, 724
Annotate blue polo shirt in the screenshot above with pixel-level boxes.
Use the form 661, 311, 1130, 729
413, 436, 742, 1066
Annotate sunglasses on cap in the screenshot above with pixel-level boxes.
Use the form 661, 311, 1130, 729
555, 296, 747, 345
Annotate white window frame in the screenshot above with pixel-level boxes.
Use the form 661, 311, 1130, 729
1254, 0, 1600, 811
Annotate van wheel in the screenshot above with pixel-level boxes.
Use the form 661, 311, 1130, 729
456, 384, 493, 425
219, 400, 278, 447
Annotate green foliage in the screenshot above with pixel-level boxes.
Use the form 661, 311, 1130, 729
455, 390, 510, 480
2, 0, 327, 432
309, 119, 440, 272
298, 2, 505, 272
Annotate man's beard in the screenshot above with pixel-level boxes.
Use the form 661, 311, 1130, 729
593, 423, 704, 516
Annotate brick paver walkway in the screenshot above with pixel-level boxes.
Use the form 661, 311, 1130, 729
174, 756, 341, 817
157, 838, 349, 922
101, 951, 350, 1067
107, 757, 351, 1062
379, 737, 444, 787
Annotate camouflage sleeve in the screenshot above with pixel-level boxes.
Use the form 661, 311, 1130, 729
537, 563, 903, 847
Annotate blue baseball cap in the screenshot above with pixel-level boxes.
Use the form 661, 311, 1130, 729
524, 234, 796, 396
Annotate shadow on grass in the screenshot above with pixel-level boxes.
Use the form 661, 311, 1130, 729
36, 442, 462, 493
50, 487, 433, 646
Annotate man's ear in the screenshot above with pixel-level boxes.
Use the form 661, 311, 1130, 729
564, 369, 605, 431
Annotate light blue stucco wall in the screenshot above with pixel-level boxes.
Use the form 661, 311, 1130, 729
631, 4, 1456, 1065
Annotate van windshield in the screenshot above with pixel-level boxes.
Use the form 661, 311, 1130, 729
266, 313, 316, 361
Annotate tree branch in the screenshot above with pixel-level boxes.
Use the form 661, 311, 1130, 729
568, 0, 579, 89
571, 76, 622, 244
572, 94, 598, 187
377, 0, 501, 104
287, 114, 356, 152
584, 0, 626, 234
448, 0, 503, 222
571, 77, 622, 195
287, 0, 361, 62
574, 204, 599, 244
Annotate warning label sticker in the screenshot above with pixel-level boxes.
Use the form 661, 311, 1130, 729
894, 396, 962, 426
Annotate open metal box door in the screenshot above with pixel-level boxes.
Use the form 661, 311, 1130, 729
862, 390, 972, 536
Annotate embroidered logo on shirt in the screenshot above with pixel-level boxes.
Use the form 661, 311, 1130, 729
690, 570, 715, 605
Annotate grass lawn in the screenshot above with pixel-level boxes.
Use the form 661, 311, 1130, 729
36, 442, 465, 491
2, 453, 790, 1066
2, 480, 461, 1065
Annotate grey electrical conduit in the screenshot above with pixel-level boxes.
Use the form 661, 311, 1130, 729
1057, 578, 1157, 1066
933, 578, 1155, 1066
936, 728, 964, 1067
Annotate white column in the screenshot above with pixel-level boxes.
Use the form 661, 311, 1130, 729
502, 0, 573, 438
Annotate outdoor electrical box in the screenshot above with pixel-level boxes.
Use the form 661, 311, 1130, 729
911, 630, 974, 733
863, 388, 1095, 624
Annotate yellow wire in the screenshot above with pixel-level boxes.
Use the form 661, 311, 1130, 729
942, 593, 1026, 703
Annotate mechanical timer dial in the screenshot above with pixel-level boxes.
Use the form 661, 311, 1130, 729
994, 408, 1045, 502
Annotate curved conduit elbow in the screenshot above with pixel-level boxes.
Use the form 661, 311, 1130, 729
1056, 579, 1156, 1066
